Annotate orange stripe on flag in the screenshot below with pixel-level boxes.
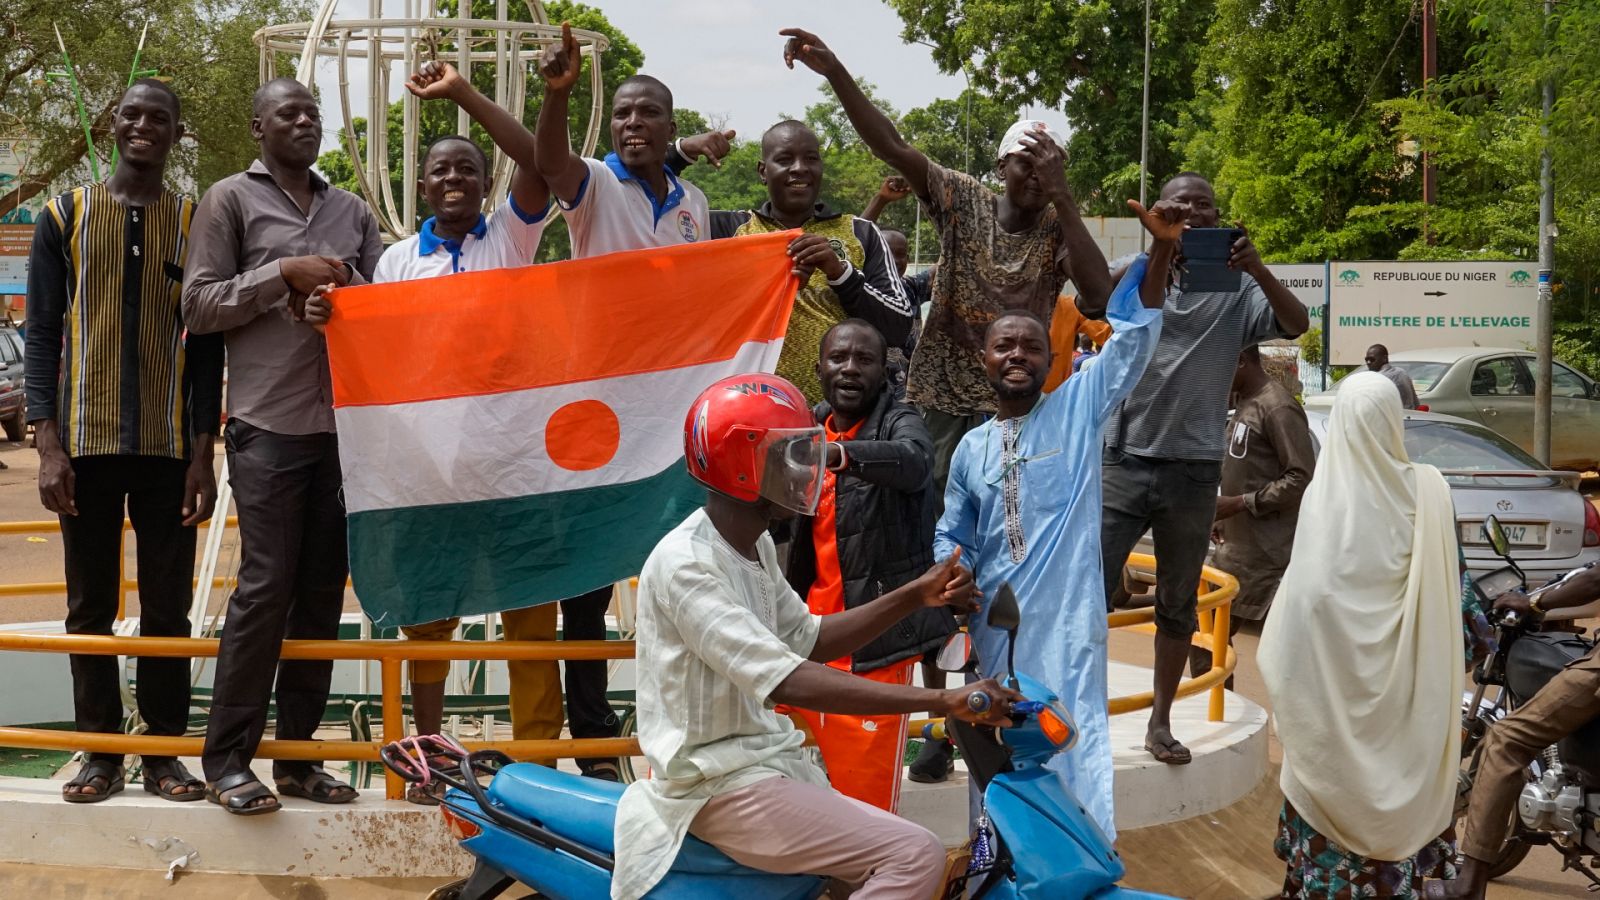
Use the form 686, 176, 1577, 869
325, 230, 800, 407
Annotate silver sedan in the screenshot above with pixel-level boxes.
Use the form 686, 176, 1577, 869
1121, 410, 1600, 609
1305, 347, 1600, 471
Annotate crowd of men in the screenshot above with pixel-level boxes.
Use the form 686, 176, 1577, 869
22, 18, 1342, 894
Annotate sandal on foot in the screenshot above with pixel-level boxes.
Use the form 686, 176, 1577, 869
1144, 735, 1193, 765
62, 759, 125, 804
581, 761, 621, 783
205, 770, 280, 816
275, 766, 358, 804
142, 759, 205, 802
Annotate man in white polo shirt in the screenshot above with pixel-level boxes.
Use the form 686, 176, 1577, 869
528, 22, 740, 780
307, 59, 557, 800
535, 22, 711, 257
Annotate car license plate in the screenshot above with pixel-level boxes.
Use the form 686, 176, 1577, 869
1461, 522, 1547, 548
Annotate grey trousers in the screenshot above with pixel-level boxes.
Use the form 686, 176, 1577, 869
1099, 449, 1220, 640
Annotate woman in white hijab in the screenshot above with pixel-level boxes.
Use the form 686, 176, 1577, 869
1260, 371, 1490, 898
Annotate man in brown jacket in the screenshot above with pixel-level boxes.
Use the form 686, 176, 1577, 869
1194, 344, 1315, 680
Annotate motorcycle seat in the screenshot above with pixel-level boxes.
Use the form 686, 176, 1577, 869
486, 763, 758, 875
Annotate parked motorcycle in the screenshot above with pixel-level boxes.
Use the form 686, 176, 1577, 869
1456, 514, 1600, 886
380, 584, 1174, 899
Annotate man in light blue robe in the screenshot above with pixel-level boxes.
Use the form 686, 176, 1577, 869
934, 202, 1182, 840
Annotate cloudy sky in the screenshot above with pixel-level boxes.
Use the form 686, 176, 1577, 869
308, 0, 1069, 154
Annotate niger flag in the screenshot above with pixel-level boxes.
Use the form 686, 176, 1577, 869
325, 232, 798, 627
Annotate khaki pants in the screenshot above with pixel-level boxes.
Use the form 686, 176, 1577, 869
401, 603, 563, 742
689, 776, 946, 899
1460, 647, 1600, 861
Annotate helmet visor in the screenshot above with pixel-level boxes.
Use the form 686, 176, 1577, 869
756, 427, 825, 515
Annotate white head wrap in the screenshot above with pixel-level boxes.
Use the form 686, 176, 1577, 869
997, 119, 1065, 161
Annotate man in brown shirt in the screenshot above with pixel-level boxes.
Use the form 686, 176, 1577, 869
182, 77, 382, 815
1195, 345, 1315, 679
780, 28, 1114, 496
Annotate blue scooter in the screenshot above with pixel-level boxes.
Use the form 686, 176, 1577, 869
380, 584, 1174, 899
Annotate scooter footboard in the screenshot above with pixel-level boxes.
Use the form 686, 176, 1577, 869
1088, 887, 1180, 899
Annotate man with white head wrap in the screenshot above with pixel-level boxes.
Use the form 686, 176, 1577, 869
779, 27, 1115, 500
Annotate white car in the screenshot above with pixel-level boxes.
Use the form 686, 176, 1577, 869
1121, 409, 1600, 600
1305, 348, 1600, 472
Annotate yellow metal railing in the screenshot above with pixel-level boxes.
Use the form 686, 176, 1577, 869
1, 521, 1238, 801
0, 631, 635, 800
0, 517, 241, 618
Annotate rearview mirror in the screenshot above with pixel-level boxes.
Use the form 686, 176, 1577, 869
988, 583, 1021, 632
1483, 515, 1512, 558
935, 631, 973, 672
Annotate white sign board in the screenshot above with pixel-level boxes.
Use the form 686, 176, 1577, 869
1265, 264, 1326, 325
1328, 260, 1536, 364
0, 138, 41, 295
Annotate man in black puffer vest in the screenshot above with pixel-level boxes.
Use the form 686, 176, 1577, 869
783, 318, 956, 813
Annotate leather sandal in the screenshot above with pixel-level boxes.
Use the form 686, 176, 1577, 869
274, 765, 358, 804
142, 758, 205, 802
205, 770, 281, 816
62, 759, 125, 803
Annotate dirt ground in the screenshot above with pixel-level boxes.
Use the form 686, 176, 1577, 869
0, 434, 1595, 896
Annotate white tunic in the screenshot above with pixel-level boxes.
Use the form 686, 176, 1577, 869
611, 508, 825, 900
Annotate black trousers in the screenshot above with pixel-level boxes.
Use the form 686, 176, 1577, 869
201, 420, 347, 782
61, 455, 196, 765
561, 586, 619, 767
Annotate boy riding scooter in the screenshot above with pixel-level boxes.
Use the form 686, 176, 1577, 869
615, 373, 1021, 900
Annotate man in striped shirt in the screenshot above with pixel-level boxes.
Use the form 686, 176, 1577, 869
24, 79, 224, 804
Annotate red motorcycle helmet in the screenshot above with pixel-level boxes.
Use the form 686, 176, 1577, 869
683, 373, 825, 514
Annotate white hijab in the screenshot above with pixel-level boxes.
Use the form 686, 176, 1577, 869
1259, 372, 1464, 861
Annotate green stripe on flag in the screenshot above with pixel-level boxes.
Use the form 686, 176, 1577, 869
348, 465, 704, 627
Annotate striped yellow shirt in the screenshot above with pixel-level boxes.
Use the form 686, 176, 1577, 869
24, 183, 223, 458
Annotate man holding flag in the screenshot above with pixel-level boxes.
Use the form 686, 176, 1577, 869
308, 59, 559, 802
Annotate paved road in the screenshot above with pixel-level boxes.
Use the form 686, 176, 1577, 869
1, 435, 1595, 895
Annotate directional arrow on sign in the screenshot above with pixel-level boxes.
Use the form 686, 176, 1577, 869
1423, 290, 1448, 296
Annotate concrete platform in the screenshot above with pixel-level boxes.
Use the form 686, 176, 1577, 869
0, 661, 1266, 880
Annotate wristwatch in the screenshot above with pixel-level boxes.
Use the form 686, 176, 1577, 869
1528, 595, 1544, 615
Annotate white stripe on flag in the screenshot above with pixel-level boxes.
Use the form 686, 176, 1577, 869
335, 340, 783, 514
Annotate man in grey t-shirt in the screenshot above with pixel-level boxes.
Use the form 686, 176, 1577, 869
1365, 343, 1419, 409
1099, 172, 1309, 766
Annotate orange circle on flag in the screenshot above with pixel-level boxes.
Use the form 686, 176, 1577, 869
546, 399, 621, 471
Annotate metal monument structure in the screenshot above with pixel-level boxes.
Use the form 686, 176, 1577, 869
254, 0, 609, 240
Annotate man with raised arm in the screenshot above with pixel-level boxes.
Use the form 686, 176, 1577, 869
528, 22, 734, 780
780, 27, 1114, 496
935, 201, 1184, 841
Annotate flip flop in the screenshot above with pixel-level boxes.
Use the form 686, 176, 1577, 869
62, 759, 125, 804
142, 758, 205, 802
275, 766, 358, 804
205, 770, 281, 816
1144, 735, 1193, 765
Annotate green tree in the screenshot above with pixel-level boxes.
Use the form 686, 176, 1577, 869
899, 88, 1019, 183
887, 0, 1215, 213
1185, 0, 1441, 262
0, 0, 312, 210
